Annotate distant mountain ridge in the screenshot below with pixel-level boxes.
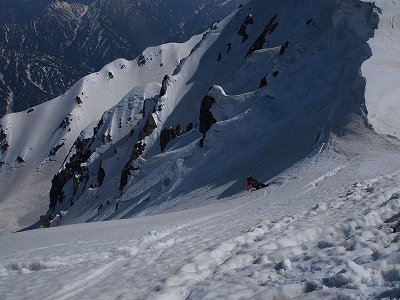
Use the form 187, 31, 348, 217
0, 0, 93, 23
0, 0, 245, 116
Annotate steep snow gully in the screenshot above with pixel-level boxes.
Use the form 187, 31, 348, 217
1, 0, 400, 298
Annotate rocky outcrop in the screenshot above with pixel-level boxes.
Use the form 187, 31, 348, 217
97, 160, 105, 187
160, 124, 185, 152
237, 14, 254, 43
279, 41, 289, 55
259, 77, 268, 88
306, 18, 316, 28
246, 14, 278, 58
159, 75, 171, 98
49, 137, 92, 210
0, 125, 8, 154
119, 142, 144, 192
137, 54, 146, 67
75, 96, 82, 105
138, 114, 157, 140
49, 142, 65, 157
120, 112, 158, 192
59, 115, 72, 130
199, 95, 216, 147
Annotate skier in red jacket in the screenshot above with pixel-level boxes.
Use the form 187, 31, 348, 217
247, 176, 268, 191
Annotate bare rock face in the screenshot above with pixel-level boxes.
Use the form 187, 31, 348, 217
246, 14, 278, 58
160, 124, 185, 152
120, 113, 158, 192
159, 75, 171, 98
97, 160, 105, 187
199, 95, 216, 147
279, 41, 289, 55
237, 14, 254, 43
49, 137, 92, 210
0, 125, 8, 154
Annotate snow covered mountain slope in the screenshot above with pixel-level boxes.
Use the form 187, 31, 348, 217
1, 0, 388, 233
42, 0, 380, 228
0, 35, 202, 234
1, 127, 400, 299
1, 0, 400, 298
362, 0, 400, 138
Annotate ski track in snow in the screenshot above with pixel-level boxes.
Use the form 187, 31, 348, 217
302, 165, 347, 194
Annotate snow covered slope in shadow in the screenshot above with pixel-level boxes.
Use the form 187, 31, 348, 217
362, 0, 400, 137
0, 35, 202, 234
2, 124, 400, 299
42, 0, 380, 228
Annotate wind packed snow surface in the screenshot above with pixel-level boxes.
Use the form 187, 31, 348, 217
1, 134, 400, 299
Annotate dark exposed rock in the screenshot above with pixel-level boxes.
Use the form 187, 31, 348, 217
199, 95, 217, 148
237, 14, 255, 43
137, 54, 146, 67
186, 123, 194, 132
27, 108, 34, 113
97, 160, 105, 187
160, 128, 174, 152
306, 18, 316, 27
49, 137, 92, 210
120, 112, 158, 191
107, 72, 114, 80
16, 156, 25, 163
246, 14, 278, 58
49, 142, 65, 157
259, 77, 268, 88
159, 75, 171, 98
119, 142, 143, 191
40, 215, 51, 228
227, 43, 232, 54
199, 96, 216, 135
0, 126, 8, 154
160, 123, 185, 152
75, 96, 82, 105
279, 41, 289, 55
138, 114, 157, 140
175, 124, 185, 136
93, 116, 104, 136
244, 14, 254, 25
238, 24, 249, 43
59, 115, 71, 130
101, 134, 112, 144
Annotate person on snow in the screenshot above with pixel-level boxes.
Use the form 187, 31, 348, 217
247, 176, 268, 191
